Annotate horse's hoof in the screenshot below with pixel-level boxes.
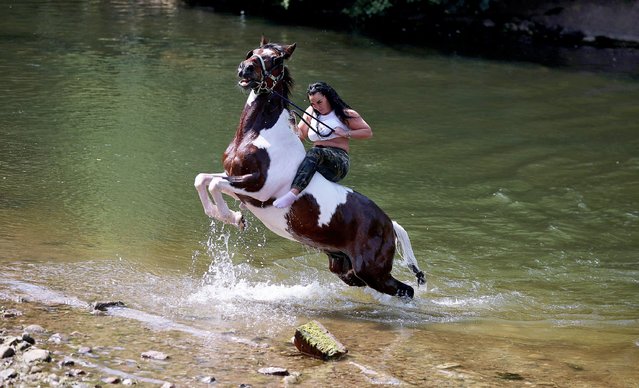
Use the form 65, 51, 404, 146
397, 286, 414, 300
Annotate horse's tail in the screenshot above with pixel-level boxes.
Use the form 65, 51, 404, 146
392, 221, 426, 287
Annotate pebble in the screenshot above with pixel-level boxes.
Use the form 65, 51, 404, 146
59, 357, 75, 367
0, 368, 17, 380
21, 333, 36, 344
2, 309, 22, 318
48, 332, 67, 344
65, 368, 86, 377
102, 376, 122, 384
258, 367, 290, 376
23, 324, 46, 334
200, 376, 216, 383
436, 363, 462, 370
92, 301, 126, 311
283, 371, 301, 385
0, 345, 15, 358
141, 350, 170, 360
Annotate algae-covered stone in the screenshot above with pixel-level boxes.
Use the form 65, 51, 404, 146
293, 320, 347, 360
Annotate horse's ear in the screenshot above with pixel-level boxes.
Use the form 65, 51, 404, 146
260, 36, 269, 46
283, 43, 296, 58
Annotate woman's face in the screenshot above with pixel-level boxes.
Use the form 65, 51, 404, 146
309, 92, 332, 115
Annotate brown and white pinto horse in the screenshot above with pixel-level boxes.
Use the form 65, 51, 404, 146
194, 37, 425, 298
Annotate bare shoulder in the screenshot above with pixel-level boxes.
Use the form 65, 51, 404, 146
345, 108, 361, 118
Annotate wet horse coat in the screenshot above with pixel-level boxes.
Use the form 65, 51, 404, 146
194, 37, 425, 298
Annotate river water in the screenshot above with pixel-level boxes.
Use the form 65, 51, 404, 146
1, 1, 638, 386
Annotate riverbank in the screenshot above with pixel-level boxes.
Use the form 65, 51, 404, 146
2, 291, 638, 387
184, 0, 639, 75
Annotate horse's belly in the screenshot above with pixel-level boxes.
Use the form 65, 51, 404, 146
245, 205, 296, 241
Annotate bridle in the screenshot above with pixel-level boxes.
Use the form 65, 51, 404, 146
250, 51, 337, 139
250, 53, 285, 95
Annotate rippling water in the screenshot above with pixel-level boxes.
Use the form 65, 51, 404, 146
1, 1, 638, 385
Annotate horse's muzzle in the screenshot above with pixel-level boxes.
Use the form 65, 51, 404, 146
237, 62, 259, 89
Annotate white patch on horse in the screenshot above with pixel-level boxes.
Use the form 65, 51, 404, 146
303, 176, 353, 227
245, 205, 295, 241
238, 106, 306, 240
246, 90, 259, 106
252, 110, 305, 200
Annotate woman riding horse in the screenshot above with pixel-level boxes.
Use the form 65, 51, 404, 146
194, 37, 425, 299
273, 81, 372, 208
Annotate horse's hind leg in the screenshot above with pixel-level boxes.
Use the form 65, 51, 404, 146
326, 251, 366, 287
356, 265, 415, 299
351, 242, 415, 299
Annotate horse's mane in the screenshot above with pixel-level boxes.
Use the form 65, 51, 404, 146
281, 67, 294, 102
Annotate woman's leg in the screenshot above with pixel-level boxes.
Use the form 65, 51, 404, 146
315, 146, 350, 183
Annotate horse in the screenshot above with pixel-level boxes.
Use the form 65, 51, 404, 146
194, 37, 425, 298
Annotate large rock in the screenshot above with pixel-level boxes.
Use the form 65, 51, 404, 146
23, 348, 51, 363
293, 321, 347, 360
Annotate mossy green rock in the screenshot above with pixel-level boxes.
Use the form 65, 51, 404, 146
293, 320, 347, 360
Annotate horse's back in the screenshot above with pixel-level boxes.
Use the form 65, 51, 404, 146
287, 177, 393, 252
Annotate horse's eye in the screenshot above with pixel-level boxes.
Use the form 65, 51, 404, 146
245, 50, 253, 59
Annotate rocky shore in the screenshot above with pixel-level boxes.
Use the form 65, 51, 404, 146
2, 294, 637, 387
0, 300, 304, 387
0, 297, 537, 388
2, 303, 192, 387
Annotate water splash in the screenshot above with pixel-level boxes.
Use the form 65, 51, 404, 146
186, 222, 339, 333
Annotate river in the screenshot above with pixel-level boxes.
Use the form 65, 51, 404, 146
1, 1, 638, 386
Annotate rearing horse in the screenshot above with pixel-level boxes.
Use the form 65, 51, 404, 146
194, 37, 425, 298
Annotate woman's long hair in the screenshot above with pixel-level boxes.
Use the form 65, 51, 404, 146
307, 81, 353, 122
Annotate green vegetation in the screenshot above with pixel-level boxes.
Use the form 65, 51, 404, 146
183, 0, 501, 26
294, 321, 348, 360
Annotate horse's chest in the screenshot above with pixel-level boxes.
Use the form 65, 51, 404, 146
224, 137, 269, 169
223, 139, 271, 192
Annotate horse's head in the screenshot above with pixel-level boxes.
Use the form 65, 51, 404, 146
237, 36, 296, 94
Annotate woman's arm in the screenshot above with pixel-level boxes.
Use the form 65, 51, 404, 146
339, 109, 372, 139
295, 106, 313, 140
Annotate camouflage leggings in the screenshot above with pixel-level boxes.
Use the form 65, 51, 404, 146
292, 146, 350, 192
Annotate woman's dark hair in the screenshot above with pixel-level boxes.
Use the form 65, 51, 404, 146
307, 81, 353, 122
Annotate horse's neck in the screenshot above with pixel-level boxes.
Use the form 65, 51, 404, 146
238, 90, 291, 139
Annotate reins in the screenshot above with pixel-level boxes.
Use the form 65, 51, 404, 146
250, 53, 336, 139
271, 89, 336, 139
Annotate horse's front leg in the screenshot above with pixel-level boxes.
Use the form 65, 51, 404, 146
194, 173, 226, 218
208, 176, 246, 230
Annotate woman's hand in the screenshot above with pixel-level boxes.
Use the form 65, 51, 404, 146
333, 126, 351, 139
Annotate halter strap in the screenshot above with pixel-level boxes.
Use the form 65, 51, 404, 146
251, 53, 285, 94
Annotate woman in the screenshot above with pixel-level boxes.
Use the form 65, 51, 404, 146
273, 81, 373, 208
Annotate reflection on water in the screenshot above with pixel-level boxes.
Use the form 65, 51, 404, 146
1, 1, 638, 384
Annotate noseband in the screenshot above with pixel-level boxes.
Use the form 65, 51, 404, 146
251, 53, 285, 94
